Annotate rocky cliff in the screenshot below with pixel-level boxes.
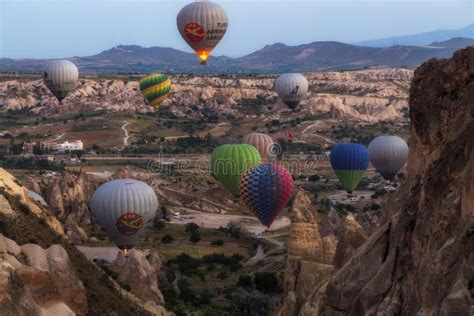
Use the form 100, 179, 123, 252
281, 47, 473, 315
0, 167, 170, 315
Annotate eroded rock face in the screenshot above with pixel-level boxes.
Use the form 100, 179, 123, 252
46, 170, 101, 228
0, 68, 412, 123
0, 234, 88, 315
320, 47, 474, 315
0, 168, 65, 237
280, 191, 336, 316
114, 249, 165, 308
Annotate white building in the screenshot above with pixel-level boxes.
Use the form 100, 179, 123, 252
53, 140, 84, 152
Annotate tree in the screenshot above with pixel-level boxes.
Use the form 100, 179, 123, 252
185, 222, 200, 234
237, 275, 253, 288
75, 150, 85, 160
226, 221, 242, 239
211, 239, 224, 246
161, 234, 174, 244
371, 204, 381, 211
230, 288, 271, 316
253, 272, 281, 294
32, 142, 43, 156
190, 232, 201, 244
197, 286, 216, 305
153, 218, 165, 231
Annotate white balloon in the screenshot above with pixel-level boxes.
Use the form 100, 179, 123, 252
42, 60, 78, 102
368, 136, 409, 180
275, 73, 309, 109
90, 179, 158, 252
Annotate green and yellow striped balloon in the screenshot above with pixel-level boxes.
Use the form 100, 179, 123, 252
139, 73, 172, 110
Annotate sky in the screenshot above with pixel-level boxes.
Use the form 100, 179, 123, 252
0, 0, 473, 59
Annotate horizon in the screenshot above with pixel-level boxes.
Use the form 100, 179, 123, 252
1, 0, 473, 59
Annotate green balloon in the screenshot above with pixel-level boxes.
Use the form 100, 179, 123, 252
211, 144, 261, 196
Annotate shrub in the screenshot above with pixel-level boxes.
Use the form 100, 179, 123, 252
237, 275, 253, 288
161, 234, 174, 244
185, 222, 200, 234
211, 239, 224, 246
230, 288, 271, 316
170, 253, 200, 276
371, 204, 381, 211
253, 272, 281, 294
153, 218, 165, 231
226, 221, 242, 239
229, 261, 243, 272
217, 271, 228, 280
190, 232, 201, 244
197, 286, 216, 305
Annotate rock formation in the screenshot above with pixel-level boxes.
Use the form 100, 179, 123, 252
0, 234, 88, 315
0, 167, 169, 315
279, 191, 336, 316
319, 47, 474, 315
0, 68, 412, 123
114, 250, 165, 308
46, 170, 101, 227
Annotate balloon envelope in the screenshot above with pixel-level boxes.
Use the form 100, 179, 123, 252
139, 74, 172, 110
240, 163, 294, 228
368, 135, 408, 180
275, 73, 308, 109
242, 133, 275, 160
42, 60, 79, 102
210, 144, 261, 196
177, 1, 228, 64
90, 179, 158, 252
330, 143, 370, 192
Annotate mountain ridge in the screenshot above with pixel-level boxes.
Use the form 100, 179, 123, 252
356, 23, 474, 47
1, 37, 473, 74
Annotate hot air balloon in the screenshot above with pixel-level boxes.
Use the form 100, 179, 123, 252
139, 73, 172, 110
90, 179, 158, 253
242, 133, 275, 160
368, 135, 408, 181
240, 163, 294, 228
177, 1, 228, 65
330, 143, 370, 193
275, 73, 308, 110
42, 60, 79, 102
210, 144, 261, 196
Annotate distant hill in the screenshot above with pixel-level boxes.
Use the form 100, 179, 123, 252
1, 37, 473, 74
356, 23, 474, 47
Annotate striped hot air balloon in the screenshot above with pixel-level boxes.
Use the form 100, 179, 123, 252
330, 143, 370, 193
90, 179, 158, 253
42, 60, 78, 102
242, 133, 275, 160
275, 73, 309, 110
368, 135, 409, 181
177, 1, 228, 64
139, 74, 172, 110
240, 163, 294, 228
210, 144, 261, 196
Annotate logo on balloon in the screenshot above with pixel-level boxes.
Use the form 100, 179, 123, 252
116, 213, 144, 236
184, 23, 205, 42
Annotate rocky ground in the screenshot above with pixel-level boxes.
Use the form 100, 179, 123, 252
0, 68, 412, 123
